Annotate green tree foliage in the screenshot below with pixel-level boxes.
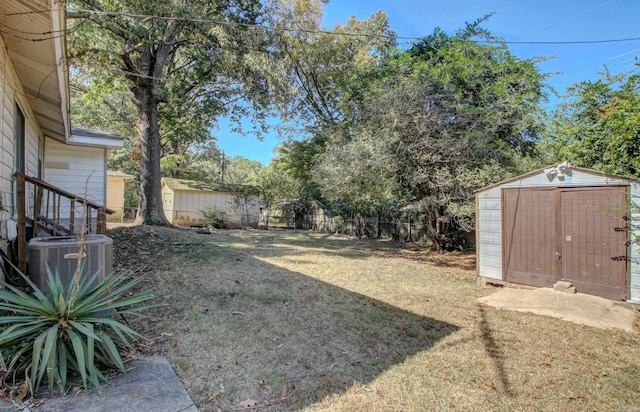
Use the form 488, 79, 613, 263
70, 70, 137, 143
223, 157, 264, 185
541, 69, 640, 178
160, 147, 262, 186
252, 158, 300, 201
67, 0, 271, 225
263, 2, 397, 205
266, 0, 395, 130
70, 70, 141, 177
313, 19, 547, 249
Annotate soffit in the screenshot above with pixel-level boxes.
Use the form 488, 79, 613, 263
0, 0, 69, 142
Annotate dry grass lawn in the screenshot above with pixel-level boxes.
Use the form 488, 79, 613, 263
108, 226, 640, 412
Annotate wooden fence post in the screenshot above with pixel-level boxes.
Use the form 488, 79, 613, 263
97, 208, 107, 234
69, 200, 76, 234
34, 185, 43, 237
16, 173, 27, 273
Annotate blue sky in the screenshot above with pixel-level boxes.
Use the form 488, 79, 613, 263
216, 0, 640, 165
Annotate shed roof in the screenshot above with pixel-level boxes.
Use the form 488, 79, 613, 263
107, 170, 135, 180
475, 164, 640, 194
162, 178, 259, 195
273, 199, 326, 208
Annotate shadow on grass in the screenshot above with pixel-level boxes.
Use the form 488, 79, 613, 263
221, 229, 476, 271
128, 230, 460, 411
405, 253, 477, 271
222, 230, 388, 261
477, 304, 513, 397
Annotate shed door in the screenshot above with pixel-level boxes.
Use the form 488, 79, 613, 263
502, 186, 629, 300
560, 187, 628, 300
502, 188, 558, 287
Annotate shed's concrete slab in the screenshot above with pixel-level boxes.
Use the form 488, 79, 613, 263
477, 287, 637, 333
0, 356, 197, 412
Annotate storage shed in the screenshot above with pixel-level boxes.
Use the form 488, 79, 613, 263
106, 170, 134, 222
161, 178, 261, 227
476, 163, 640, 303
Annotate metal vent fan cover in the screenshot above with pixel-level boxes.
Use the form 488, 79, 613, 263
28, 235, 113, 296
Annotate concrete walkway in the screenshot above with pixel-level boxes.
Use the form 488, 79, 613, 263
0, 357, 198, 412
477, 287, 637, 333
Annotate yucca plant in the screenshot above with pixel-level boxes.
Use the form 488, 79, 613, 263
0, 264, 154, 395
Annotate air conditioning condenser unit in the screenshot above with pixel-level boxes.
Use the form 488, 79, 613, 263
28, 235, 113, 296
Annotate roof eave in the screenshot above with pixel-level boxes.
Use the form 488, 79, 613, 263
69, 128, 125, 148
50, 0, 71, 142
474, 163, 640, 194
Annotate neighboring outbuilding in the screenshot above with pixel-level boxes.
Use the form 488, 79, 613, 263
476, 163, 640, 303
161, 178, 260, 227
106, 170, 135, 222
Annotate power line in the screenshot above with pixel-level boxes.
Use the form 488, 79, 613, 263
478, 37, 640, 45
1, 7, 639, 46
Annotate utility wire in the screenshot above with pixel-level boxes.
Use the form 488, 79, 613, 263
1, 7, 639, 46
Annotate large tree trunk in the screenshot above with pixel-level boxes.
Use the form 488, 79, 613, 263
133, 84, 171, 226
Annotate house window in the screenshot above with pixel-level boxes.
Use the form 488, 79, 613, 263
12, 104, 26, 214
37, 138, 42, 179
14, 104, 25, 174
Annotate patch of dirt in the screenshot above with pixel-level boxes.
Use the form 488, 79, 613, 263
109, 225, 195, 270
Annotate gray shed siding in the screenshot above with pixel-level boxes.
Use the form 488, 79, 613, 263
631, 194, 640, 303
476, 167, 640, 303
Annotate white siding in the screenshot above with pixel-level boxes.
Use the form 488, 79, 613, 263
25, 120, 40, 178
163, 187, 260, 226
44, 137, 106, 205
476, 168, 640, 303
174, 191, 237, 223
0, 43, 13, 207
162, 186, 174, 223
476, 186, 502, 280
0, 34, 45, 218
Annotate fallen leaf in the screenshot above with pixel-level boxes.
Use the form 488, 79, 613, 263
276, 384, 287, 403
238, 399, 258, 408
15, 380, 30, 402
482, 381, 497, 390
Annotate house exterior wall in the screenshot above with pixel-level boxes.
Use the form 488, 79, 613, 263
162, 187, 260, 227
476, 168, 640, 303
0, 34, 45, 219
44, 137, 106, 204
43, 138, 106, 229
